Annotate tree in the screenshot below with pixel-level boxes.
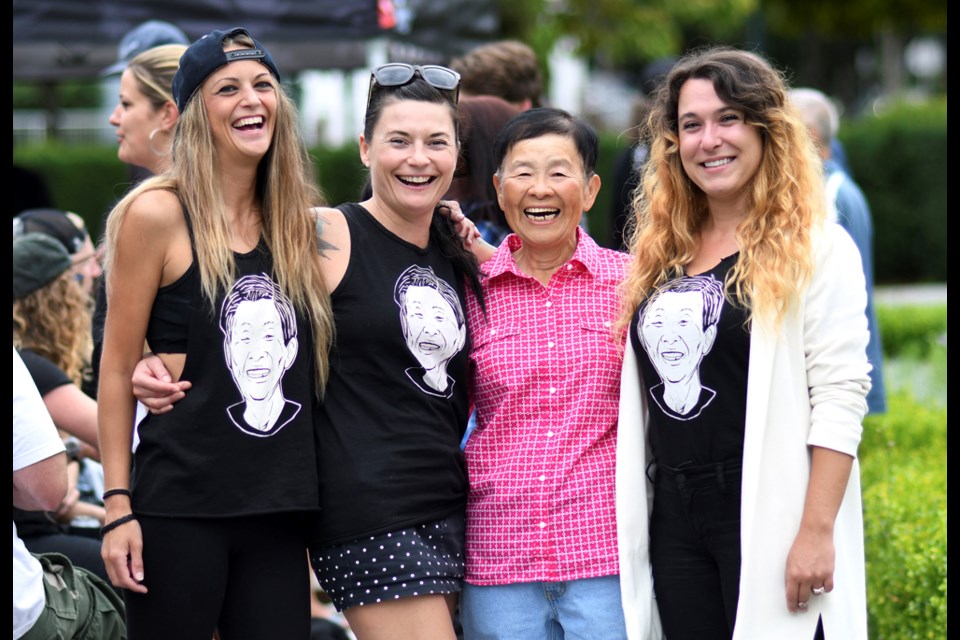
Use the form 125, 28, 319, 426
498, 0, 758, 66
761, 0, 947, 101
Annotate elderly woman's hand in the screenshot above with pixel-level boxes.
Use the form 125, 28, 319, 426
436, 200, 482, 247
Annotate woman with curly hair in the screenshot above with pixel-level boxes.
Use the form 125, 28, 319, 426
13, 232, 110, 582
13, 211, 100, 452
616, 47, 870, 640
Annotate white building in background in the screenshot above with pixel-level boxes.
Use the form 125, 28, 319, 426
14, 38, 640, 148
297, 37, 637, 148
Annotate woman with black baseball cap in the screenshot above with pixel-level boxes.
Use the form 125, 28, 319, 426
97, 28, 334, 638
130, 59, 485, 639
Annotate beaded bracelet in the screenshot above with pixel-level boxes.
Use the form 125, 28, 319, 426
102, 488, 132, 501
100, 513, 138, 537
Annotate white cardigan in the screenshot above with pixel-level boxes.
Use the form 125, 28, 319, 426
617, 223, 871, 640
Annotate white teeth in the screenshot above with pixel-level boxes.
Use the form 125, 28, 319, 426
400, 176, 431, 184
703, 158, 733, 168
234, 116, 263, 128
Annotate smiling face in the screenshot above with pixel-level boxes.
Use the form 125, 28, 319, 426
494, 133, 600, 258
639, 290, 716, 385
226, 298, 296, 402
360, 99, 458, 219
677, 78, 763, 214
109, 69, 169, 171
200, 49, 278, 162
402, 285, 466, 371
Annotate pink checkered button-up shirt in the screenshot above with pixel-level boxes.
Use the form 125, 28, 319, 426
464, 229, 628, 585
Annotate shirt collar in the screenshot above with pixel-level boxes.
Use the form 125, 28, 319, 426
483, 226, 604, 281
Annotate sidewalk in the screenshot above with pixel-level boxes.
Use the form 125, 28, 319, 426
874, 283, 947, 307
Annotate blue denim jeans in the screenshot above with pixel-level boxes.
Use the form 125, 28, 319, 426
460, 575, 627, 640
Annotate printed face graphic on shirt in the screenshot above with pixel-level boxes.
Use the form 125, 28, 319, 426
394, 265, 467, 398
220, 274, 301, 436
638, 275, 724, 420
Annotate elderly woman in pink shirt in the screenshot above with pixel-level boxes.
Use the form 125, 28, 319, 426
460, 107, 657, 639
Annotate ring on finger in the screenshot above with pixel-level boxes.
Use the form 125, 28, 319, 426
798, 601, 808, 609
812, 586, 826, 596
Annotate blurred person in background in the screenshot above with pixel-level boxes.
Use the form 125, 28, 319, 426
789, 87, 886, 415
102, 20, 190, 184
14, 347, 126, 640
446, 95, 521, 247
107, 43, 188, 179
89, 41, 189, 400
450, 40, 544, 111
13, 232, 110, 583
14, 208, 102, 298
608, 95, 652, 252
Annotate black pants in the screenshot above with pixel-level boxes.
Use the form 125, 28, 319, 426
650, 460, 825, 640
650, 460, 743, 640
125, 513, 311, 640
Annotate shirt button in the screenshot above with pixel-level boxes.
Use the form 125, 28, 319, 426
547, 431, 554, 437
545, 301, 552, 308
539, 475, 546, 481
538, 522, 547, 529
604, 320, 612, 328
547, 341, 555, 348
566, 264, 573, 270
490, 328, 497, 335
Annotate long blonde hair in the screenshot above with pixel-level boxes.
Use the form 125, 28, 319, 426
105, 33, 335, 394
621, 46, 824, 330
13, 272, 93, 387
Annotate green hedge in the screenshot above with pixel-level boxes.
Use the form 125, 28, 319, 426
860, 391, 947, 639
11, 142, 370, 240
13, 144, 135, 239
876, 303, 948, 359
841, 99, 947, 284
14, 98, 946, 285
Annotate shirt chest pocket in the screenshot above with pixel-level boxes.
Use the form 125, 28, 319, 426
470, 323, 528, 387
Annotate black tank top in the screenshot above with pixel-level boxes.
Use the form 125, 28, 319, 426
131, 237, 319, 517
312, 203, 470, 545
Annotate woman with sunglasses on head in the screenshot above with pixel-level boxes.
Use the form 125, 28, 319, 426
97, 28, 334, 639
302, 62, 482, 640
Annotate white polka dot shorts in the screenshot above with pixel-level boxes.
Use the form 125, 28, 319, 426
310, 512, 465, 611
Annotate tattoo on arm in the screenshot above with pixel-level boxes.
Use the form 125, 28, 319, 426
315, 215, 339, 260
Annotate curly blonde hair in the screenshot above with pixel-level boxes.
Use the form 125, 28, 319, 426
106, 32, 335, 396
13, 272, 93, 387
620, 46, 824, 330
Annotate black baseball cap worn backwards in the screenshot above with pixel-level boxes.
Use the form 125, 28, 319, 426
172, 27, 281, 112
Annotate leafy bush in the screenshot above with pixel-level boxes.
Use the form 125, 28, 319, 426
13, 143, 132, 239
876, 304, 947, 359
859, 392, 947, 639
842, 99, 947, 284
14, 96, 946, 285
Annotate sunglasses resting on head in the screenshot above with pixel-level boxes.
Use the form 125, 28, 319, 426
367, 63, 461, 107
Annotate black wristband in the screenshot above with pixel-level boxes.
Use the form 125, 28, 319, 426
100, 513, 138, 537
102, 488, 132, 501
